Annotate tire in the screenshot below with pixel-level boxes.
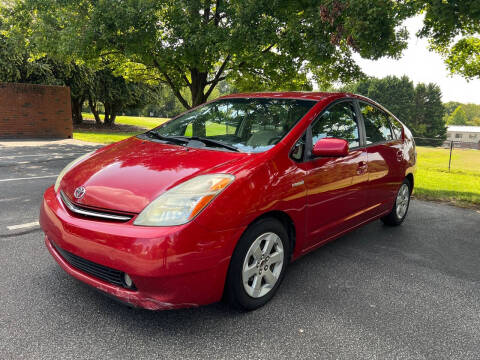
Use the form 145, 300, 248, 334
381, 178, 412, 226
225, 218, 290, 311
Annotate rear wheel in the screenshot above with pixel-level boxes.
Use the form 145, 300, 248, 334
225, 218, 289, 310
381, 179, 411, 226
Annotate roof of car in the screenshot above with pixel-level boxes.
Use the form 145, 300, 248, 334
219, 91, 355, 101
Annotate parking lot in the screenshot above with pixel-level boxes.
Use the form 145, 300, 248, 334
1, 140, 479, 359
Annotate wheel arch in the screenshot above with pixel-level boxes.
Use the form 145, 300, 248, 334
405, 173, 414, 192
222, 209, 297, 306
247, 210, 296, 260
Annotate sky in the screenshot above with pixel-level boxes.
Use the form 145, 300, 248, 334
352, 15, 480, 104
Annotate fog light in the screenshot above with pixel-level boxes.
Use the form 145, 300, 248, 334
123, 273, 134, 289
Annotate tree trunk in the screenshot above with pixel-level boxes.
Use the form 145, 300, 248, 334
88, 97, 102, 125
103, 102, 116, 127
109, 112, 117, 126
104, 103, 110, 126
190, 69, 208, 137
71, 97, 84, 125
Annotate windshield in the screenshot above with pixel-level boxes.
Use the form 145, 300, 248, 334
147, 98, 316, 153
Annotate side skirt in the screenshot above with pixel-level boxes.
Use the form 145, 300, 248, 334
294, 208, 391, 260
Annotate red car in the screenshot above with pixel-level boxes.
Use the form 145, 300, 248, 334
40, 92, 416, 310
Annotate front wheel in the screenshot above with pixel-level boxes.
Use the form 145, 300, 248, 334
381, 179, 411, 226
225, 218, 289, 310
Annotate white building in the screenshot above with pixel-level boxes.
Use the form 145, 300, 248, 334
446, 125, 480, 143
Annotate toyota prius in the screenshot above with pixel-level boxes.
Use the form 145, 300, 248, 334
40, 92, 416, 310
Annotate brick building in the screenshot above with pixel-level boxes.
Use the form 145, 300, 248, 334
0, 83, 72, 139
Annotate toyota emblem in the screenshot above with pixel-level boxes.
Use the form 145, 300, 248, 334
74, 186, 86, 200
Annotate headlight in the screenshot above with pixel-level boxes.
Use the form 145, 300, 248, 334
54, 152, 94, 192
134, 174, 235, 227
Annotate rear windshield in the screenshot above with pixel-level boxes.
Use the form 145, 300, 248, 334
148, 98, 316, 153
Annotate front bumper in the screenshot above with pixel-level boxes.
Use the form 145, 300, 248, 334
40, 186, 244, 310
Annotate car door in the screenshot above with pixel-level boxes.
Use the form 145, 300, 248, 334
357, 101, 405, 214
296, 100, 369, 250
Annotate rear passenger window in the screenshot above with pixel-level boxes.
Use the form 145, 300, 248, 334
389, 116, 403, 140
359, 102, 393, 144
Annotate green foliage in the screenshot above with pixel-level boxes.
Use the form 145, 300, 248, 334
464, 105, 480, 126
24, 0, 413, 109
447, 106, 468, 125
417, 0, 480, 79
411, 82, 445, 139
344, 75, 445, 139
1, 2, 159, 126
139, 86, 189, 118
443, 37, 480, 79
444, 102, 480, 126
443, 101, 461, 116
87, 67, 157, 125
348, 75, 415, 125
0, 15, 56, 84
0, 42, 58, 84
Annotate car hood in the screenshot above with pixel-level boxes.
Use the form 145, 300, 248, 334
60, 136, 249, 213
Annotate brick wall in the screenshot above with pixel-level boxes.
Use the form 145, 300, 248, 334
0, 83, 72, 139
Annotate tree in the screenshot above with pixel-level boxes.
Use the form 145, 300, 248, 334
0, 33, 51, 83
2, 3, 159, 126
0, 14, 57, 84
1, 7, 94, 124
417, 0, 480, 79
411, 82, 445, 139
343, 75, 415, 125
443, 101, 461, 118
447, 106, 468, 125
444, 102, 480, 126
343, 75, 445, 139
25, 0, 413, 113
0, 33, 93, 124
460, 104, 480, 126
43, 59, 95, 125
139, 86, 194, 118
89, 68, 157, 126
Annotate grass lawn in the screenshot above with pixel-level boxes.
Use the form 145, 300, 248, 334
81, 113, 169, 129
73, 113, 169, 143
74, 114, 232, 143
415, 146, 480, 207
73, 130, 141, 144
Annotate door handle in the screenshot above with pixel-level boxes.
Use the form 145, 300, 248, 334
396, 150, 403, 162
357, 161, 368, 175
292, 180, 304, 187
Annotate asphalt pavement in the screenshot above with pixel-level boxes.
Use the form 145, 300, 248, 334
0, 140, 479, 359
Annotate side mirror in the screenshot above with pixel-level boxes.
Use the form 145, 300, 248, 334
312, 138, 349, 157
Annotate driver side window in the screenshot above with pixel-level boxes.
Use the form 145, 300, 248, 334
311, 101, 360, 148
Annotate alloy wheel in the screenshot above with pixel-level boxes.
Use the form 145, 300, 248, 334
396, 183, 410, 219
242, 232, 284, 298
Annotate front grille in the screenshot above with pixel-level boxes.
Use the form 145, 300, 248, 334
52, 241, 127, 288
60, 191, 134, 222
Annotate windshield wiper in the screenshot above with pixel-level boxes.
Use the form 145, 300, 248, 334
146, 132, 239, 152
180, 136, 240, 152
145, 132, 188, 145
